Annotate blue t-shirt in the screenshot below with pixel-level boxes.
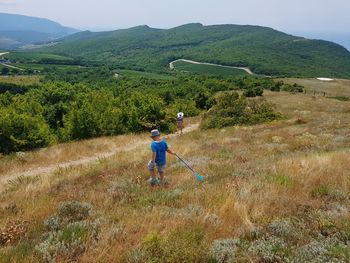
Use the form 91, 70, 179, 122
151, 140, 168, 166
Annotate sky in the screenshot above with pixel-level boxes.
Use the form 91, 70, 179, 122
0, 0, 349, 40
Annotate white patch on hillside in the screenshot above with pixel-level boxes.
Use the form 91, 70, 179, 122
317, 77, 334, 82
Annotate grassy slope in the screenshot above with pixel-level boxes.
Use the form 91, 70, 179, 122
0, 83, 349, 261
116, 69, 176, 80
4, 52, 73, 62
38, 23, 350, 78
172, 60, 248, 77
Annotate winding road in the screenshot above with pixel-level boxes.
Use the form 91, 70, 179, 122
0, 52, 24, 71
169, 59, 254, 75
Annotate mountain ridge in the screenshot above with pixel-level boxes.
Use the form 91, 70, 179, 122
39, 23, 350, 78
0, 12, 79, 49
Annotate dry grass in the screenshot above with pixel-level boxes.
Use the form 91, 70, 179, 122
0, 75, 41, 85
0, 133, 147, 177
0, 117, 201, 178
0, 90, 349, 262
279, 78, 350, 97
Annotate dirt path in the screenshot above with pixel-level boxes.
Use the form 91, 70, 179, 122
0, 63, 24, 71
0, 52, 24, 71
169, 59, 254, 75
0, 124, 200, 189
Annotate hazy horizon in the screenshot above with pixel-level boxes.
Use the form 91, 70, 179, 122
1, 0, 349, 49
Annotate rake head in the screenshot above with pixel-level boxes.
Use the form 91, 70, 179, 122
194, 172, 204, 182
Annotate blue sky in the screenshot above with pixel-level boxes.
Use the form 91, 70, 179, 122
0, 0, 349, 48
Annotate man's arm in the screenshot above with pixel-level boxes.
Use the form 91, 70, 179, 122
152, 152, 157, 163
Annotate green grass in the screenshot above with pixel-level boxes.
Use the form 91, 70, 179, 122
266, 174, 294, 187
173, 60, 248, 77
330, 96, 350, 101
116, 69, 176, 80
4, 52, 73, 62
15, 63, 82, 71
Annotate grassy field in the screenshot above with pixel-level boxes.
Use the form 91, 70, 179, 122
0, 75, 41, 85
279, 78, 350, 97
0, 86, 349, 262
116, 69, 176, 80
3, 52, 73, 62
14, 63, 82, 71
173, 60, 249, 77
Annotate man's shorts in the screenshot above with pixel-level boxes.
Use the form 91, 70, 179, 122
148, 160, 166, 172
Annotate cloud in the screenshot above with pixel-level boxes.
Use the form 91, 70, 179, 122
0, 0, 17, 6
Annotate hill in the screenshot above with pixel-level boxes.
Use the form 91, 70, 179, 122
0, 12, 78, 49
39, 23, 350, 78
0, 82, 349, 262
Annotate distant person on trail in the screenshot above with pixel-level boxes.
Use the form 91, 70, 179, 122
177, 112, 184, 134
148, 129, 175, 186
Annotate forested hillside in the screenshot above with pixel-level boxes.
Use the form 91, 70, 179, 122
40, 23, 350, 78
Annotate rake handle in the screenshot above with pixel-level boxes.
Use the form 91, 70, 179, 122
175, 154, 196, 174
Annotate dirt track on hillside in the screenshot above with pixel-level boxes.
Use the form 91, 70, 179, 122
169, 59, 254, 75
0, 124, 199, 190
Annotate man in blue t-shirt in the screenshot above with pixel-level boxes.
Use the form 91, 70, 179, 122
148, 129, 175, 186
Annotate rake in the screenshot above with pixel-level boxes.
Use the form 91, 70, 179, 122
175, 153, 204, 182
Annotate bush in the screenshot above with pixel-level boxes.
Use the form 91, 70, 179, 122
281, 83, 304, 93
201, 92, 282, 129
57, 201, 93, 223
210, 238, 240, 263
0, 108, 55, 153
248, 236, 291, 262
36, 201, 99, 263
35, 221, 100, 263
270, 81, 282, 92
243, 87, 264, 97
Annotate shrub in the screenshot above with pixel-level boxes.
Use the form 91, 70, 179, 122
243, 87, 264, 97
292, 236, 348, 263
201, 92, 282, 129
281, 83, 304, 93
267, 219, 294, 237
248, 236, 291, 262
57, 201, 93, 223
36, 202, 100, 263
44, 217, 61, 232
210, 238, 240, 263
0, 108, 55, 154
35, 220, 100, 263
270, 81, 282, 92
